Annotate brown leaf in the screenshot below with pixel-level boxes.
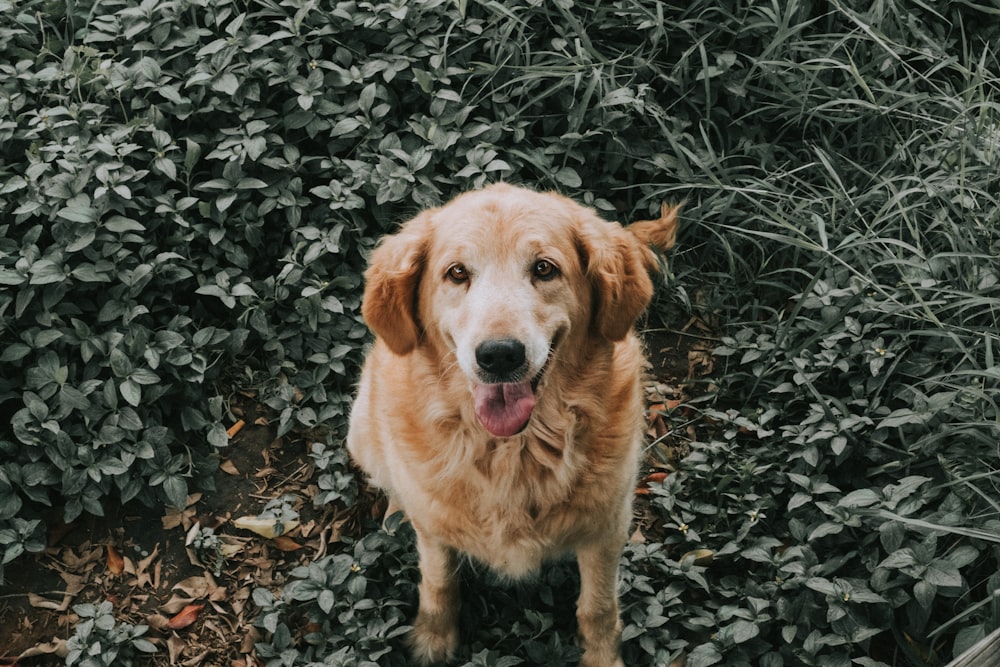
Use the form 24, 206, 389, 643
172, 574, 219, 600
220, 459, 240, 476
129, 545, 160, 589
28, 573, 86, 612
162, 493, 201, 531
271, 535, 302, 552
106, 544, 125, 575
166, 603, 204, 630
166, 634, 187, 663
643, 471, 669, 485
14, 638, 67, 659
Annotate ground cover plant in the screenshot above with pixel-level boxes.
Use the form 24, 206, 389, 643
1, 0, 998, 665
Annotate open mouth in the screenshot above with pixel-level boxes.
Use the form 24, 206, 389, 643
472, 364, 547, 438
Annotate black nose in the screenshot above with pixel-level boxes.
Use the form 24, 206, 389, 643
475, 339, 526, 376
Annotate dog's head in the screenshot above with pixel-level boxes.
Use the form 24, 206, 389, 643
362, 183, 679, 437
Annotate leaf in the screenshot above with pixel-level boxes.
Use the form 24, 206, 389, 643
56, 205, 98, 223
272, 535, 302, 551
166, 603, 204, 630
213, 72, 239, 95
232, 515, 299, 538
120, 379, 142, 407
162, 476, 189, 509
105, 215, 146, 233
29, 259, 68, 284
728, 619, 759, 644
878, 549, 917, 570
552, 166, 581, 188
106, 544, 125, 574
837, 488, 880, 508
877, 408, 926, 429
923, 560, 962, 588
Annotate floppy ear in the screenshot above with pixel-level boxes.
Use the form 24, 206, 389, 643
361, 213, 432, 355
578, 218, 657, 342
578, 202, 682, 341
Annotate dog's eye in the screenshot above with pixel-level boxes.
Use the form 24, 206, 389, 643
446, 264, 469, 284
533, 259, 558, 281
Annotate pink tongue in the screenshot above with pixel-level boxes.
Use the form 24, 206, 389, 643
473, 381, 536, 437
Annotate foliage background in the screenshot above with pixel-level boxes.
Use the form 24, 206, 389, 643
1, 0, 999, 665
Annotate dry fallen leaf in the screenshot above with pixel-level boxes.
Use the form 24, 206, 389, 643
166, 603, 204, 630
16, 638, 67, 659
28, 573, 86, 612
162, 493, 202, 531
220, 459, 240, 476
106, 544, 125, 575
271, 535, 302, 552
166, 634, 187, 663
173, 574, 220, 600
232, 515, 299, 539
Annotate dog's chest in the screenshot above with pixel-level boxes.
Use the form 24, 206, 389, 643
428, 439, 589, 578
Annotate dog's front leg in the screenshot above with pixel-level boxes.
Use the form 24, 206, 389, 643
576, 539, 626, 667
409, 529, 460, 665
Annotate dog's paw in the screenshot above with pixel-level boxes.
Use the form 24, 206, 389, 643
408, 612, 458, 666
579, 653, 624, 667
579, 649, 624, 667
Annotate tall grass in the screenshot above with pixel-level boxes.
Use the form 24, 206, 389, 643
650, 1, 1000, 664
253, 1, 1000, 664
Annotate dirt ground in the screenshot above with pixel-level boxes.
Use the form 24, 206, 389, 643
0, 326, 716, 665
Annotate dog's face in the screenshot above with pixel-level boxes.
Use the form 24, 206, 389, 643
362, 184, 669, 437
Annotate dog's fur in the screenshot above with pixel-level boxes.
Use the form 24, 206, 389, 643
347, 183, 679, 666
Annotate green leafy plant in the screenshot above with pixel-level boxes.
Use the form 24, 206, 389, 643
65, 601, 157, 667
2, 0, 999, 664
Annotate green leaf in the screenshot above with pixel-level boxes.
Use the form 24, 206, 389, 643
837, 489, 880, 508
552, 167, 581, 188
120, 379, 142, 407
0, 344, 31, 362
161, 475, 188, 509
58, 385, 91, 411
207, 423, 229, 448
213, 72, 240, 95
0, 269, 25, 286
29, 259, 68, 285
877, 409, 926, 429
923, 560, 962, 588
878, 549, 916, 570
105, 216, 146, 233
109, 348, 133, 377
56, 205, 98, 223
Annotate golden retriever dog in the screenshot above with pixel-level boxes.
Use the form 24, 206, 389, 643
347, 183, 679, 666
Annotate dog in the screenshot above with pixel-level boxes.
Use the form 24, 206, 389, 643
347, 183, 679, 666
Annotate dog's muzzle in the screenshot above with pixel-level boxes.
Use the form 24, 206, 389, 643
472, 338, 542, 438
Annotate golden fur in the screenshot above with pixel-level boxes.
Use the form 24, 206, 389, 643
347, 183, 679, 666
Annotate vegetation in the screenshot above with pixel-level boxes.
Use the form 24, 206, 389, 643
1, 0, 998, 664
